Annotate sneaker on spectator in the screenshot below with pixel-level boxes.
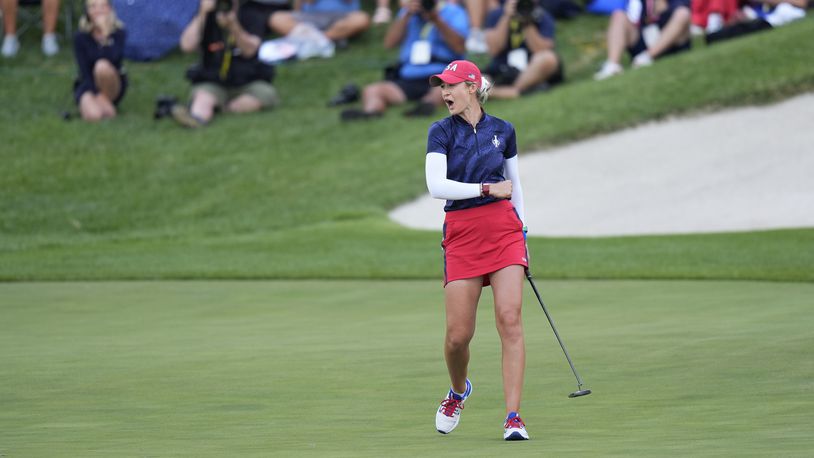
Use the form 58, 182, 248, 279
289, 23, 335, 60
503, 413, 530, 441
435, 378, 472, 434
42, 33, 59, 56
593, 61, 623, 80
328, 83, 360, 107
2, 34, 20, 58
340, 108, 382, 121
705, 13, 724, 34
632, 51, 653, 68
403, 102, 435, 117
171, 105, 205, 128
466, 28, 488, 54
373, 6, 392, 24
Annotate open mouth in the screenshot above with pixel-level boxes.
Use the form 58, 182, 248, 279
444, 98, 454, 110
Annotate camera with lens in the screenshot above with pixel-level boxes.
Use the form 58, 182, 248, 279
421, 0, 436, 12
216, 0, 235, 13
516, 0, 544, 23
154, 95, 178, 120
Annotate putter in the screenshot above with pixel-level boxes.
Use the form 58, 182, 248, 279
525, 270, 592, 398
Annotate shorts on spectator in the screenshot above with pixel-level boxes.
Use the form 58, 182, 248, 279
292, 11, 349, 31
191, 81, 279, 109
394, 77, 432, 101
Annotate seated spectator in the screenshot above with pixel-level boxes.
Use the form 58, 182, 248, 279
705, 0, 807, 43
593, 0, 691, 80
339, 0, 468, 121
691, 0, 742, 34
484, 0, 563, 99
268, 0, 370, 49
1, 0, 61, 57
373, 0, 493, 44
171, 0, 279, 128
73, 0, 127, 122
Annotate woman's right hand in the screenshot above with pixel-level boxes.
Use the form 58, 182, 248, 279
488, 180, 513, 199
201, 0, 216, 14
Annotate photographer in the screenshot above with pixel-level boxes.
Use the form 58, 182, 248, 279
172, 0, 279, 128
339, 0, 468, 121
483, 0, 563, 99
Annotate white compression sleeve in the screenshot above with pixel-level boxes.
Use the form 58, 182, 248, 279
425, 152, 482, 200
504, 155, 525, 225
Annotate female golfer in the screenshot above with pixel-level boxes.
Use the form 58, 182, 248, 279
425, 60, 529, 441
73, 0, 127, 122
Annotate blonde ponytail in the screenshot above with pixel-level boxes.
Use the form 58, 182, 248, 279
476, 75, 492, 105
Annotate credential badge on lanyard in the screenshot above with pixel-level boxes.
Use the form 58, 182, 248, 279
410, 3, 446, 65
507, 19, 528, 71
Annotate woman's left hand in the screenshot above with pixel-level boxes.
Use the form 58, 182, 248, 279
488, 180, 513, 199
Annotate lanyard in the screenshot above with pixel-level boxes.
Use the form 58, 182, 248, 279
645, 0, 658, 24
219, 33, 234, 81
509, 18, 524, 49
418, 1, 446, 39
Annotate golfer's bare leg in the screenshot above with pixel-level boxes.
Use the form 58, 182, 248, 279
490, 264, 525, 414
444, 277, 482, 394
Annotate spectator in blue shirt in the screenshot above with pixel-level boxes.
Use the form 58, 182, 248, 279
340, 0, 468, 121
484, 0, 562, 99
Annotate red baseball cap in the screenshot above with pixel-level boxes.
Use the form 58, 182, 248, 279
429, 60, 482, 88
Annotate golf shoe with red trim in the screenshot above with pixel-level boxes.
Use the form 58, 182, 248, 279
435, 378, 472, 434
503, 414, 530, 440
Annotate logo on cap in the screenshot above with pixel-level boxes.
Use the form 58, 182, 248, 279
446, 63, 457, 72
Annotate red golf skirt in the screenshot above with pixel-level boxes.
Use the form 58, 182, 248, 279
442, 200, 528, 287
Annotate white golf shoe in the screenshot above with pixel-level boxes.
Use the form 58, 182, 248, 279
503, 414, 530, 441
435, 378, 472, 434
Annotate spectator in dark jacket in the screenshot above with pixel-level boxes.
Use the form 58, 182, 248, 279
171, 0, 279, 128
73, 0, 128, 122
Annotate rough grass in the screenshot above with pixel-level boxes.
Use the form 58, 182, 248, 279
1, 17, 813, 280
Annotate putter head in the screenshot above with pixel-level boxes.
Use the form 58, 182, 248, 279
568, 389, 592, 398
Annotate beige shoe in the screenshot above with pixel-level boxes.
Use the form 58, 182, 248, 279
171, 105, 205, 128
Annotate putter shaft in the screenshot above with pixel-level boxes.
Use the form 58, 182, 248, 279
526, 271, 587, 390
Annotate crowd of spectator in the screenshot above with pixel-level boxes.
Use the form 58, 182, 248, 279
0, 0, 808, 124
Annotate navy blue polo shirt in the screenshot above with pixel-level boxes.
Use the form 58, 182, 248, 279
427, 112, 518, 212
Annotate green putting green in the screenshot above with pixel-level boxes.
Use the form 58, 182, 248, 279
2, 280, 811, 456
